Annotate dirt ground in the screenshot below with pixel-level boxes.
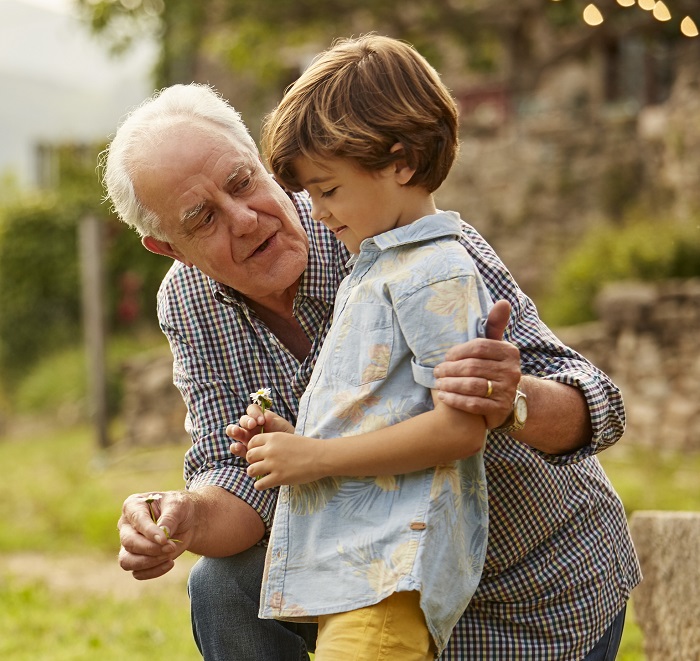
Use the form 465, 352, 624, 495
1, 551, 198, 600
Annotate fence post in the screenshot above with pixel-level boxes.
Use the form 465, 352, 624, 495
79, 214, 109, 450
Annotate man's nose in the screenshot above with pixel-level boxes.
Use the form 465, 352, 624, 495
222, 198, 258, 235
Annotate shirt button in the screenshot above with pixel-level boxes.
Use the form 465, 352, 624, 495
410, 522, 427, 531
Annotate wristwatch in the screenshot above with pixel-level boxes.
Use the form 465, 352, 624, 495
495, 388, 528, 433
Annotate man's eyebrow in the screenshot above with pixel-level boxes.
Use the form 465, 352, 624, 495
224, 164, 244, 187
181, 201, 205, 224
179, 164, 246, 224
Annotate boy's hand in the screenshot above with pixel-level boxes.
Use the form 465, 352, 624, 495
244, 432, 326, 490
226, 405, 295, 458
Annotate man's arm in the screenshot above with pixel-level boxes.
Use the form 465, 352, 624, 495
446, 224, 625, 460
242, 393, 486, 490
510, 376, 591, 454
434, 300, 621, 457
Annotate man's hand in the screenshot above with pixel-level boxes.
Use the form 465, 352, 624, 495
118, 490, 195, 580
434, 300, 521, 429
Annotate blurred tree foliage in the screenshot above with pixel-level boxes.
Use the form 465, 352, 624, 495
75, 0, 699, 98
0, 145, 169, 390
540, 216, 700, 327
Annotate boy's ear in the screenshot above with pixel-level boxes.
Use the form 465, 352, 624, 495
389, 142, 416, 185
142, 236, 193, 267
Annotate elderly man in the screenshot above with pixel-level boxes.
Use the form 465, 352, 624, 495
107, 83, 640, 661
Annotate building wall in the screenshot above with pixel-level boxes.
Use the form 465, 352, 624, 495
0, 0, 156, 188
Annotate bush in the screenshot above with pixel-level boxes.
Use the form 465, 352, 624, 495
0, 140, 171, 404
0, 201, 168, 398
0, 197, 83, 381
540, 216, 700, 326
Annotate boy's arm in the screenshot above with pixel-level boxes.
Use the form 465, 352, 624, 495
243, 391, 486, 490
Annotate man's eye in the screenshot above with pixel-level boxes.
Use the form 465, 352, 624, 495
201, 212, 214, 226
235, 176, 252, 193
321, 187, 337, 198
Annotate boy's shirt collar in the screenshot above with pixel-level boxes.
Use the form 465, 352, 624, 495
347, 211, 462, 266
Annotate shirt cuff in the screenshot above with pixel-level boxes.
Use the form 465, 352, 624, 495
411, 359, 437, 389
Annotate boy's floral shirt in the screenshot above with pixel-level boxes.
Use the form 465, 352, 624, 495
259, 213, 492, 653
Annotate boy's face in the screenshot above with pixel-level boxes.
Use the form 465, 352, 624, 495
293, 155, 435, 254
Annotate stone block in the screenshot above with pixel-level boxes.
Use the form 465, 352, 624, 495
629, 511, 700, 661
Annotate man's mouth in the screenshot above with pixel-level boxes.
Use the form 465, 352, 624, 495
248, 232, 275, 258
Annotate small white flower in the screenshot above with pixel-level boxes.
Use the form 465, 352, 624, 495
143, 493, 163, 503
250, 388, 272, 408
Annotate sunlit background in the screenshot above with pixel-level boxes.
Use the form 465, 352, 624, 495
1, 1, 699, 659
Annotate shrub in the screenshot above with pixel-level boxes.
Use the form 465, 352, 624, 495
0, 197, 83, 381
540, 216, 700, 326
0, 199, 168, 397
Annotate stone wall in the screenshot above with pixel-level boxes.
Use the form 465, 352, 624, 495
435, 43, 700, 303
120, 279, 700, 453
556, 278, 700, 452
629, 511, 700, 661
121, 350, 190, 446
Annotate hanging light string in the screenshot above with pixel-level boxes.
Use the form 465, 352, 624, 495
550, 0, 698, 36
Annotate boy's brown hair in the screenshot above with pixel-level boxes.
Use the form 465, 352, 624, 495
262, 34, 459, 194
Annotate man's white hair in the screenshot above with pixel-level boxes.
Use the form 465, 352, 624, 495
100, 83, 258, 240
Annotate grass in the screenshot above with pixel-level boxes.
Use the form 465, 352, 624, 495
598, 441, 700, 661
0, 575, 196, 661
1, 423, 698, 660
0, 424, 200, 660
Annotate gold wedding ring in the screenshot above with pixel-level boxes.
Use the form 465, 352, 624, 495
486, 379, 493, 398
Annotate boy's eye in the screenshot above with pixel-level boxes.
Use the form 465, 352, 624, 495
321, 187, 337, 198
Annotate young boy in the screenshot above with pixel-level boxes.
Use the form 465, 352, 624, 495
228, 34, 493, 659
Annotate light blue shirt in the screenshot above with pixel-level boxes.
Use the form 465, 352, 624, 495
260, 212, 492, 652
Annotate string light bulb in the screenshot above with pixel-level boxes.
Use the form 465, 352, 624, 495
652, 1, 671, 21
680, 16, 699, 37
583, 4, 604, 25
638, 0, 655, 10
616, 0, 635, 6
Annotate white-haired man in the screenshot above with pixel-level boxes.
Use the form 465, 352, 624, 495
107, 83, 639, 661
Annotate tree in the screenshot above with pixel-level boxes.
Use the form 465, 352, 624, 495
76, 0, 699, 121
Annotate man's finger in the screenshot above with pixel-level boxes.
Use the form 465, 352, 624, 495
484, 300, 511, 341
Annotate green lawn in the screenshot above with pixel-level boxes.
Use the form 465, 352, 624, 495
1, 424, 697, 659
0, 426, 200, 660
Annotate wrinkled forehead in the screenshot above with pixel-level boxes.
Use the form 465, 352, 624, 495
132, 118, 260, 196
137, 117, 257, 167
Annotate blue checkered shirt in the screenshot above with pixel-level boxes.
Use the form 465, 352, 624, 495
157, 191, 641, 659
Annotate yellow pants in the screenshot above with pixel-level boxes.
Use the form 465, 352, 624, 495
314, 591, 434, 661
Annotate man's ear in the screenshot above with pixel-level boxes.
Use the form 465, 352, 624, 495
142, 236, 193, 267
389, 142, 416, 185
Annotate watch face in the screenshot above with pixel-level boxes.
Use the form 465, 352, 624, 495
515, 395, 528, 422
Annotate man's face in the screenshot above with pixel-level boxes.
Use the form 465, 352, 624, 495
133, 120, 309, 301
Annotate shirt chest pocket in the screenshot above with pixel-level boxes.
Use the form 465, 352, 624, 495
328, 303, 394, 387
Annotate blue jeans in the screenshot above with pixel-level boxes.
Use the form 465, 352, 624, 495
582, 606, 627, 661
189, 545, 316, 661
188, 545, 627, 661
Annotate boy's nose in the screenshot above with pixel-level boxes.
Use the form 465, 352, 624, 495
311, 200, 329, 223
